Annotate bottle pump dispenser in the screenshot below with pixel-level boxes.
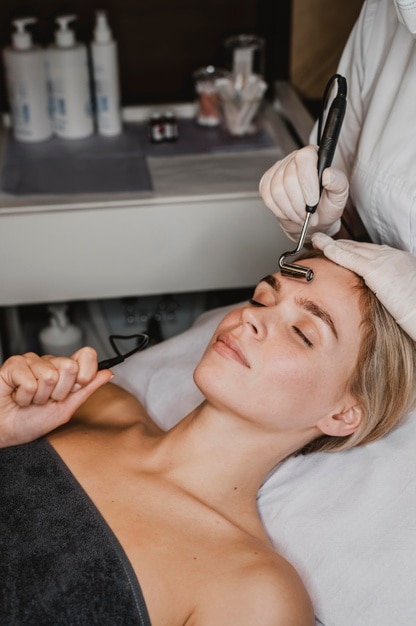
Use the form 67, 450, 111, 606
12, 17, 36, 49
2, 17, 52, 141
39, 304, 83, 357
46, 14, 93, 139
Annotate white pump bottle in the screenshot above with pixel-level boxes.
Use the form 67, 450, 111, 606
39, 303, 83, 357
46, 15, 93, 139
2, 17, 52, 142
91, 11, 122, 136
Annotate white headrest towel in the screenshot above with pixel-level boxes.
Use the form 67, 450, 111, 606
114, 304, 416, 626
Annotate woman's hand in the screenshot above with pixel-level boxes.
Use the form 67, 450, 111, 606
259, 145, 349, 241
0, 347, 113, 448
313, 233, 416, 341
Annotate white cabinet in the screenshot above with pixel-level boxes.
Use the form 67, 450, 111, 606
0, 83, 313, 307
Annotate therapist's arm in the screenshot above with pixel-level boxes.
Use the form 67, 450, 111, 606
0, 348, 113, 448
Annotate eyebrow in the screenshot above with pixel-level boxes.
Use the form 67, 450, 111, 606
258, 274, 339, 340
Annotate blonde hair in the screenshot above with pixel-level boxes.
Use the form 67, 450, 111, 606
298, 253, 416, 454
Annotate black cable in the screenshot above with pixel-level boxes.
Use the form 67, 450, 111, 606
97, 333, 149, 370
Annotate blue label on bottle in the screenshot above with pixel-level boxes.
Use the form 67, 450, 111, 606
58, 99, 66, 115
99, 96, 109, 113
22, 104, 30, 124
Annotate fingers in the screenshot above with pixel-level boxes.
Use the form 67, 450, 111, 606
311, 232, 334, 251
322, 167, 349, 197
48, 369, 113, 422
309, 167, 348, 231
260, 146, 319, 223
294, 146, 320, 206
43, 346, 99, 400
312, 234, 382, 279
1, 368, 113, 447
40, 356, 83, 401
321, 167, 349, 208
313, 233, 382, 258
0, 354, 43, 407
70, 346, 99, 384
0, 347, 101, 407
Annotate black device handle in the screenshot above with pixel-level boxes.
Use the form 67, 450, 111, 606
306, 74, 347, 214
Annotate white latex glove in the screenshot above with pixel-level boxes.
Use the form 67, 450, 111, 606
259, 145, 349, 242
312, 233, 416, 341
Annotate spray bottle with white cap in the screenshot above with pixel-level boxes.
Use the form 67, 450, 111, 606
2, 17, 52, 142
46, 15, 93, 139
90, 11, 122, 136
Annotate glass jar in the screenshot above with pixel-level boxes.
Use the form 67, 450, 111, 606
193, 65, 229, 127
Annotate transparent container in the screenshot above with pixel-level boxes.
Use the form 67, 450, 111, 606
193, 65, 229, 127
224, 34, 265, 83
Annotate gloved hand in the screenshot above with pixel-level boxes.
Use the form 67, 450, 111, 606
312, 233, 416, 341
0, 347, 113, 448
259, 145, 349, 242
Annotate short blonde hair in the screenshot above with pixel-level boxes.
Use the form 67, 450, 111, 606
298, 253, 416, 454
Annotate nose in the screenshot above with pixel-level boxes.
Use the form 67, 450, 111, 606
240, 304, 267, 339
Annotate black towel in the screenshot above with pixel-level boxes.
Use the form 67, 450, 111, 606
0, 438, 152, 625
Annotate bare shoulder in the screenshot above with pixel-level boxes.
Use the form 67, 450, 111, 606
191, 552, 315, 626
71, 381, 161, 434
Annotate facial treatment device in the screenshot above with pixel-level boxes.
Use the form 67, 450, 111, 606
278, 74, 347, 281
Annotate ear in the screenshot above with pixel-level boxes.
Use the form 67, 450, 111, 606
316, 403, 363, 438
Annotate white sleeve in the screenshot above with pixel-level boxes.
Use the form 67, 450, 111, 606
310, 0, 379, 177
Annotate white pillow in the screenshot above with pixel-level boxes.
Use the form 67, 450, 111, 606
113, 304, 416, 626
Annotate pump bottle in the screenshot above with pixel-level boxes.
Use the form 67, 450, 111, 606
2, 17, 52, 142
39, 303, 83, 357
90, 11, 122, 136
46, 15, 93, 139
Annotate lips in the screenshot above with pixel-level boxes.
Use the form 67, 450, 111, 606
213, 332, 250, 368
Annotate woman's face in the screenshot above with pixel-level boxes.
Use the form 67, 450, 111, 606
194, 257, 364, 433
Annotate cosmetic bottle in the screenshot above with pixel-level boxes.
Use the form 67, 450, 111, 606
90, 11, 122, 136
2, 17, 52, 142
46, 15, 93, 139
39, 303, 83, 357
164, 111, 178, 142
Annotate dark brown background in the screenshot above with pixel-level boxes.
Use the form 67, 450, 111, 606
0, 0, 291, 110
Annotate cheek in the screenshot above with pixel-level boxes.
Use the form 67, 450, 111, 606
230, 348, 316, 421
194, 334, 356, 429
251, 349, 350, 421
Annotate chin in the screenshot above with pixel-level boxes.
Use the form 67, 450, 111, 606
193, 358, 211, 394
193, 356, 231, 404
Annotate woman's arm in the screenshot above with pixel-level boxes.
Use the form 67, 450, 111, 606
0, 348, 112, 447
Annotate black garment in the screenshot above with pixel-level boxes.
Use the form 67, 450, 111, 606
0, 438, 152, 625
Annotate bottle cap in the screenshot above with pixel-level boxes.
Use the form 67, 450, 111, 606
55, 14, 77, 47
12, 17, 36, 50
94, 11, 112, 44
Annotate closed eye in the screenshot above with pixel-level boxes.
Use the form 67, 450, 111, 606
250, 298, 313, 347
249, 298, 266, 307
293, 326, 313, 348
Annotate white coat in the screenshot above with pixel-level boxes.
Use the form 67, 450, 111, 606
331, 0, 416, 254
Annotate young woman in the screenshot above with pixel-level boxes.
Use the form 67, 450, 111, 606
1, 254, 416, 625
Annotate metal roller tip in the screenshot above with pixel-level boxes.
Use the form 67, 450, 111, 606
278, 254, 314, 282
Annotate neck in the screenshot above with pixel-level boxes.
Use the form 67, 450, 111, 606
148, 401, 317, 528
